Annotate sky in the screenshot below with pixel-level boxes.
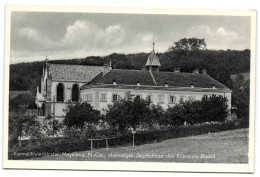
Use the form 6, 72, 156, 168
10, 12, 251, 64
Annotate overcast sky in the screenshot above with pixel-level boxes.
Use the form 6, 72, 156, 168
10, 12, 251, 64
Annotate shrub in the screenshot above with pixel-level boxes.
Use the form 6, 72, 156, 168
64, 102, 100, 135
105, 93, 150, 132
163, 94, 229, 127
200, 94, 228, 122
9, 119, 248, 160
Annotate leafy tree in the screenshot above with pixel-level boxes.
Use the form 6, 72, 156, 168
64, 102, 100, 134
200, 95, 228, 122
9, 93, 36, 111
232, 79, 250, 120
105, 93, 150, 133
162, 104, 184, 127
168, 38, 207, 51
9, 105, 40, 148
146, 104, 164, 129
178, 99, 202, 125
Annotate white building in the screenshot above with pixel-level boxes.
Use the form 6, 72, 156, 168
36, 44, 232, 118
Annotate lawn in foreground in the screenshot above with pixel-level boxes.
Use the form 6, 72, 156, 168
33, 128, 249, 163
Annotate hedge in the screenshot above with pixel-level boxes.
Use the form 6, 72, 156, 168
9, 119, 249, 160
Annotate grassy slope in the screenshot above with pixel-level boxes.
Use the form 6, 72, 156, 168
33, 128, 248, 163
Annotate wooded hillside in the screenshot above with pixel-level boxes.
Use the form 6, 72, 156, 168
9, 49, 250, 92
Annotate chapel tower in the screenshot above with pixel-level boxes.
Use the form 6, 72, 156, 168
145, 38, 161, 71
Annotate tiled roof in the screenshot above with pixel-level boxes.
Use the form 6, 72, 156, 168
152, 71, 227, 88
85, 69, 229, 89
81, 84, 231, 93
49, 64, 103, 81
94, 69, 155, 85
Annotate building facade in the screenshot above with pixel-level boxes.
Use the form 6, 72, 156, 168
36, 45, 232, 118
35, 62, 108, 118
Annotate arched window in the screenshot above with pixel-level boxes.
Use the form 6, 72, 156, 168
72, 84, 79, 102
41, 103, 46, 116
57, 83, 64, 102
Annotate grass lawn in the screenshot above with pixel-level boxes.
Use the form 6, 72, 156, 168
33, 128, 249, 163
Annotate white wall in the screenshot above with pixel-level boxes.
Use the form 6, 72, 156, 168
81, 88, 232, 113
48, 81, 86, 117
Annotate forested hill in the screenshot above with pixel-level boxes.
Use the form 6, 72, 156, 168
9, 49, 250, 92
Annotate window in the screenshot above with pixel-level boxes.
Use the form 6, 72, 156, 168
41, 103, 46, 116
39, 85, 41, 93
112, 94, 118, 102
158, 95, 164, 103
146, 95, 153, 103
86, 93, 93, 102
72, 84, 79, 102
169, 96, 176, 104
188, 96, 197, 101
100, 93, 107, 102
57, 83, 64, 102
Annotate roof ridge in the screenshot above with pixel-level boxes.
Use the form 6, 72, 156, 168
152, 71, 203, 74
113, 69, 144, 71
149, 70, 157, 85
49, 63, 103, 68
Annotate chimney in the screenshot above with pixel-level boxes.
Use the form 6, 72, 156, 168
109, 60, 112, 71
113, 80, 116, 85
190, 83, 194, 88
165, 82, 168, 87
202, 69, 207, 74
174, 68, 180, 73
137, 81, 140, 86
193, 69, 199, 74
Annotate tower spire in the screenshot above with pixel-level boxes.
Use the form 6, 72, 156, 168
145, 35, 161, 72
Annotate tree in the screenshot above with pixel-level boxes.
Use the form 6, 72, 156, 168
168, 38, 207, 51
178, 99, 202, 125
9, 105, 40, 148
162, 104, 184, 127
9, 93, 36, 111
105, 93, 150, 133
200, 95, 228, 122
232, 79, 250, 120
147, 104, 164, 129
64, 102, 100, 134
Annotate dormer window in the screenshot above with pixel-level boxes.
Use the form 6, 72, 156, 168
113, 80, 116, 85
